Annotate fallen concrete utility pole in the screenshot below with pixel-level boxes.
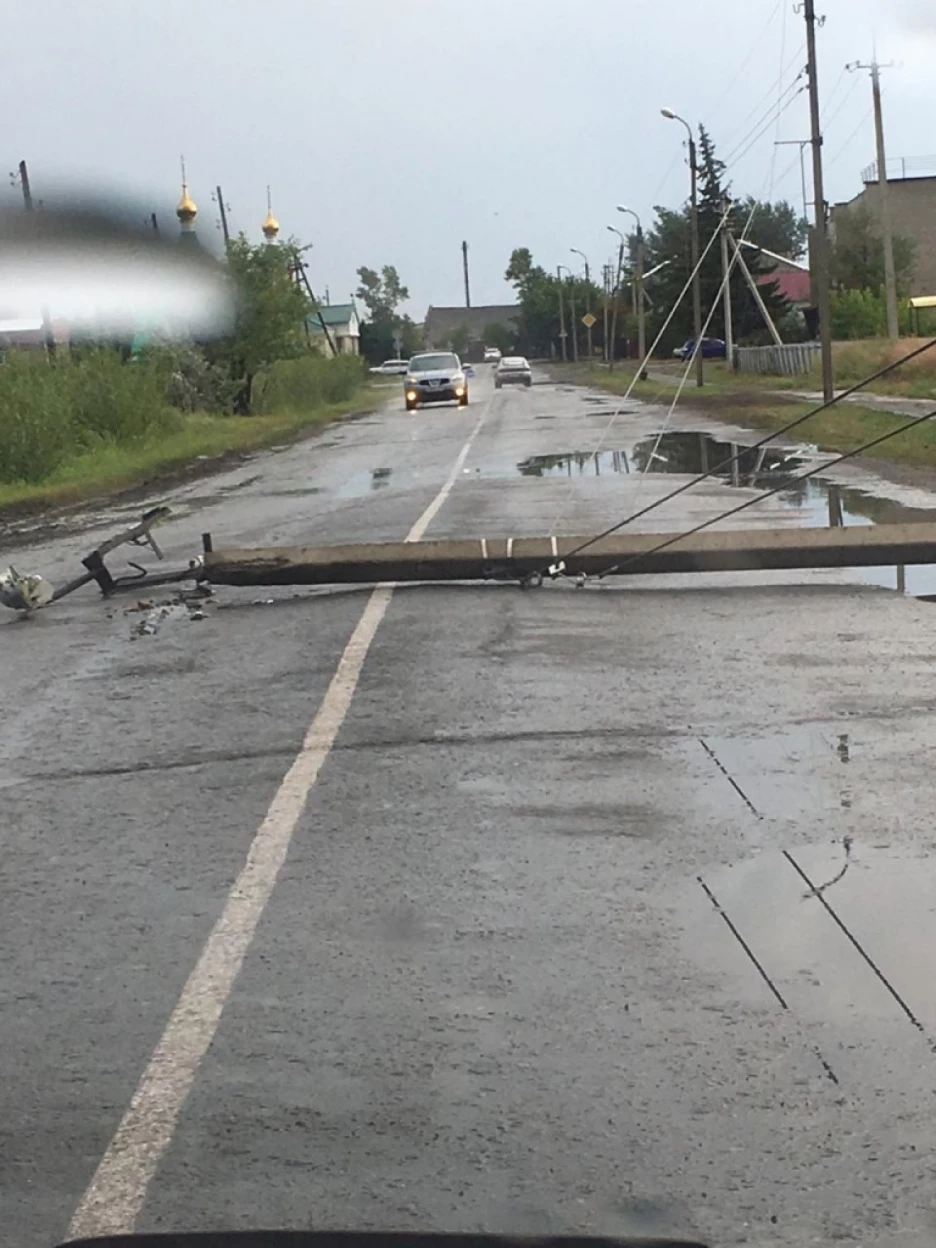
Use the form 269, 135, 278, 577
203, 523, 936, 585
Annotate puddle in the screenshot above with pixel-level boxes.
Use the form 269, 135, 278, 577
518, 451, 632, 477
511, 432, 936, 597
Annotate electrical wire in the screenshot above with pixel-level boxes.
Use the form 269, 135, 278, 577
724, 84, 808, 174
723, 69, 806, 168
546, 203, 734, 537
705, 0, 784, 122
596, 401, 936, 579
540, 335, 936, 573
720, 43, 806, 157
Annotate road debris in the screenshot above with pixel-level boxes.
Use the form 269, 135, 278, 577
0, 567, 54, 612
1, 506, 205, 616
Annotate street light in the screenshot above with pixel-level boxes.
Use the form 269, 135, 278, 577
617, 206, 647, 373
661, 108, 703, 386
555, 263, 569, 362
557, 262, 577, 363
570, 247, 593, 365
606, 226, 626, 369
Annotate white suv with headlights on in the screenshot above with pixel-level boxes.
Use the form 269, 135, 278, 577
404, 353, 469, 411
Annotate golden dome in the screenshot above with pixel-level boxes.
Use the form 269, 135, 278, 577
262, 208, 280, 239
177, 183, 197, 224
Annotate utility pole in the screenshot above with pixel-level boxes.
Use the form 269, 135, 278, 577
18, 159, 55, 356
609, 240, 624, 370
150, 212, 160, 236
461, 240, 471, 308
215, 185, 230, 246
804, 0, 834, 401
556, 265, 568, 362
688, 133, 703, 387
602, 265, 610, 363
719, 195, 735, 367
847, 59, 899, 339
569, 277, 579, 362
571, 248, 592, 364
775, 140, 811, 224
634, 226, 647, 374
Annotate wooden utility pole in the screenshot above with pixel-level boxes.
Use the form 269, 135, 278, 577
216, 185, 230, 246
461, 240, 471, 307
804, 0, 834, 401
847, 60, 899, 339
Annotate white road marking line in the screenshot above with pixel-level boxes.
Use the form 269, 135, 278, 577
68, 406, 488, 1240
481, 538, 488, 560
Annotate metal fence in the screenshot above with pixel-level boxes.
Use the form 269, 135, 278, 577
735, 342, 821, 376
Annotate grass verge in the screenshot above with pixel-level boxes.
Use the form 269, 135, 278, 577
0, 392, 374, 517
547, 363, 936, 473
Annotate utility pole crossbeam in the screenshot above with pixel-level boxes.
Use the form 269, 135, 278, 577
848, 59, 899, 340
804, 0, 835, 401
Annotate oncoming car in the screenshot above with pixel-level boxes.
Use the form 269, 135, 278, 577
494, 355, 532, 388
369, 358, 410, 376
404, 353, 469, 411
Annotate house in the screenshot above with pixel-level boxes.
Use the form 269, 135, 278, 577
830, 158, 936, 297
308, 302, 361, 356
423, 304, 519, 350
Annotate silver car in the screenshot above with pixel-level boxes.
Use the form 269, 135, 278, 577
494, 355, 532, 388
404, 352, 469, 411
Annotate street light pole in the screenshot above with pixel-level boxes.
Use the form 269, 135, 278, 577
617, 207, 647, 374
571, 248, 592, 365
559, 263, 578, 362
662, 110, 703, 386
556, 264, 568, 362
803, 0, 835, 402
606, 226, 625, 370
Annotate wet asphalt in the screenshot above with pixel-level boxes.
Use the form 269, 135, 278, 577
5, 369, 936, 1247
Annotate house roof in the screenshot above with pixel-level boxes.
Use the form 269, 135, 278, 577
757, 269, 811, 306
423, 304, 519, 347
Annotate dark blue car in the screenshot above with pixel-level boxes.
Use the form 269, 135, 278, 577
675, 337, 727, 361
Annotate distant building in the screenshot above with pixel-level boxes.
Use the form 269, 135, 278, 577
308, 302, 361, 355
423, 304, 519, 349
830, 157, 936, 296
176, 160, 200, 249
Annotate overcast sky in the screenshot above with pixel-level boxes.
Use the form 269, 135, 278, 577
6, 0, 934, 317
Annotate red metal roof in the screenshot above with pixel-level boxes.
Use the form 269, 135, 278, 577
757, 269, 811, 306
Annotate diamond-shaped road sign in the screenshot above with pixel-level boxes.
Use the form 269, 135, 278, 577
581, 312, 597, 328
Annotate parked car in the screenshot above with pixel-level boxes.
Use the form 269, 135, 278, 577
369, 358, 410, 375
483, 346, 502, 364
494, 356, 533, 388
404, 352, 468, 411
674, 337, 727, 361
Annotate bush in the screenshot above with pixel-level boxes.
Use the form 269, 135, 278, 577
161, 347, 238, 413
0, 349, 181, 485
253, 353, 364, 414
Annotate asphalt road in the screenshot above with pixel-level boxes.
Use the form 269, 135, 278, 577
5, 367, 936, 1248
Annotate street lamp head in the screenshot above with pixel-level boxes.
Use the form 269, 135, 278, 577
661, 108, 677, 120
616, 204, 630, 213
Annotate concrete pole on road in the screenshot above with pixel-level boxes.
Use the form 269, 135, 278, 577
556, 264, 568, 362
847, 59, 899, 340
803, 0, 835, 401
661, 111, 703, 386
571, 248, 592, 365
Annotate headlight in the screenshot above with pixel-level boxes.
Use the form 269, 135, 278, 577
405, 376, 417, 386
454, 386, 465, 396
453, 373, 465, 384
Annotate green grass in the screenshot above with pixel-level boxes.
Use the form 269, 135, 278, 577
0, 392, 374, 514
547, 362, 936, 472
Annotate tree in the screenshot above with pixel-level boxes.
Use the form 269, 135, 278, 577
642, 127, 791, 350
831, 202, 916, 295
483, 321, 516, 353
449, 324, 474, 356
504, 247, 603, 357
355, 264, 413, 363
355, 265, 410, 319
738, 197, 808, 259
212, 235, 311, 413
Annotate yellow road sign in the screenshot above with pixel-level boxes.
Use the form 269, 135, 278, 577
581, 312, 597, 328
